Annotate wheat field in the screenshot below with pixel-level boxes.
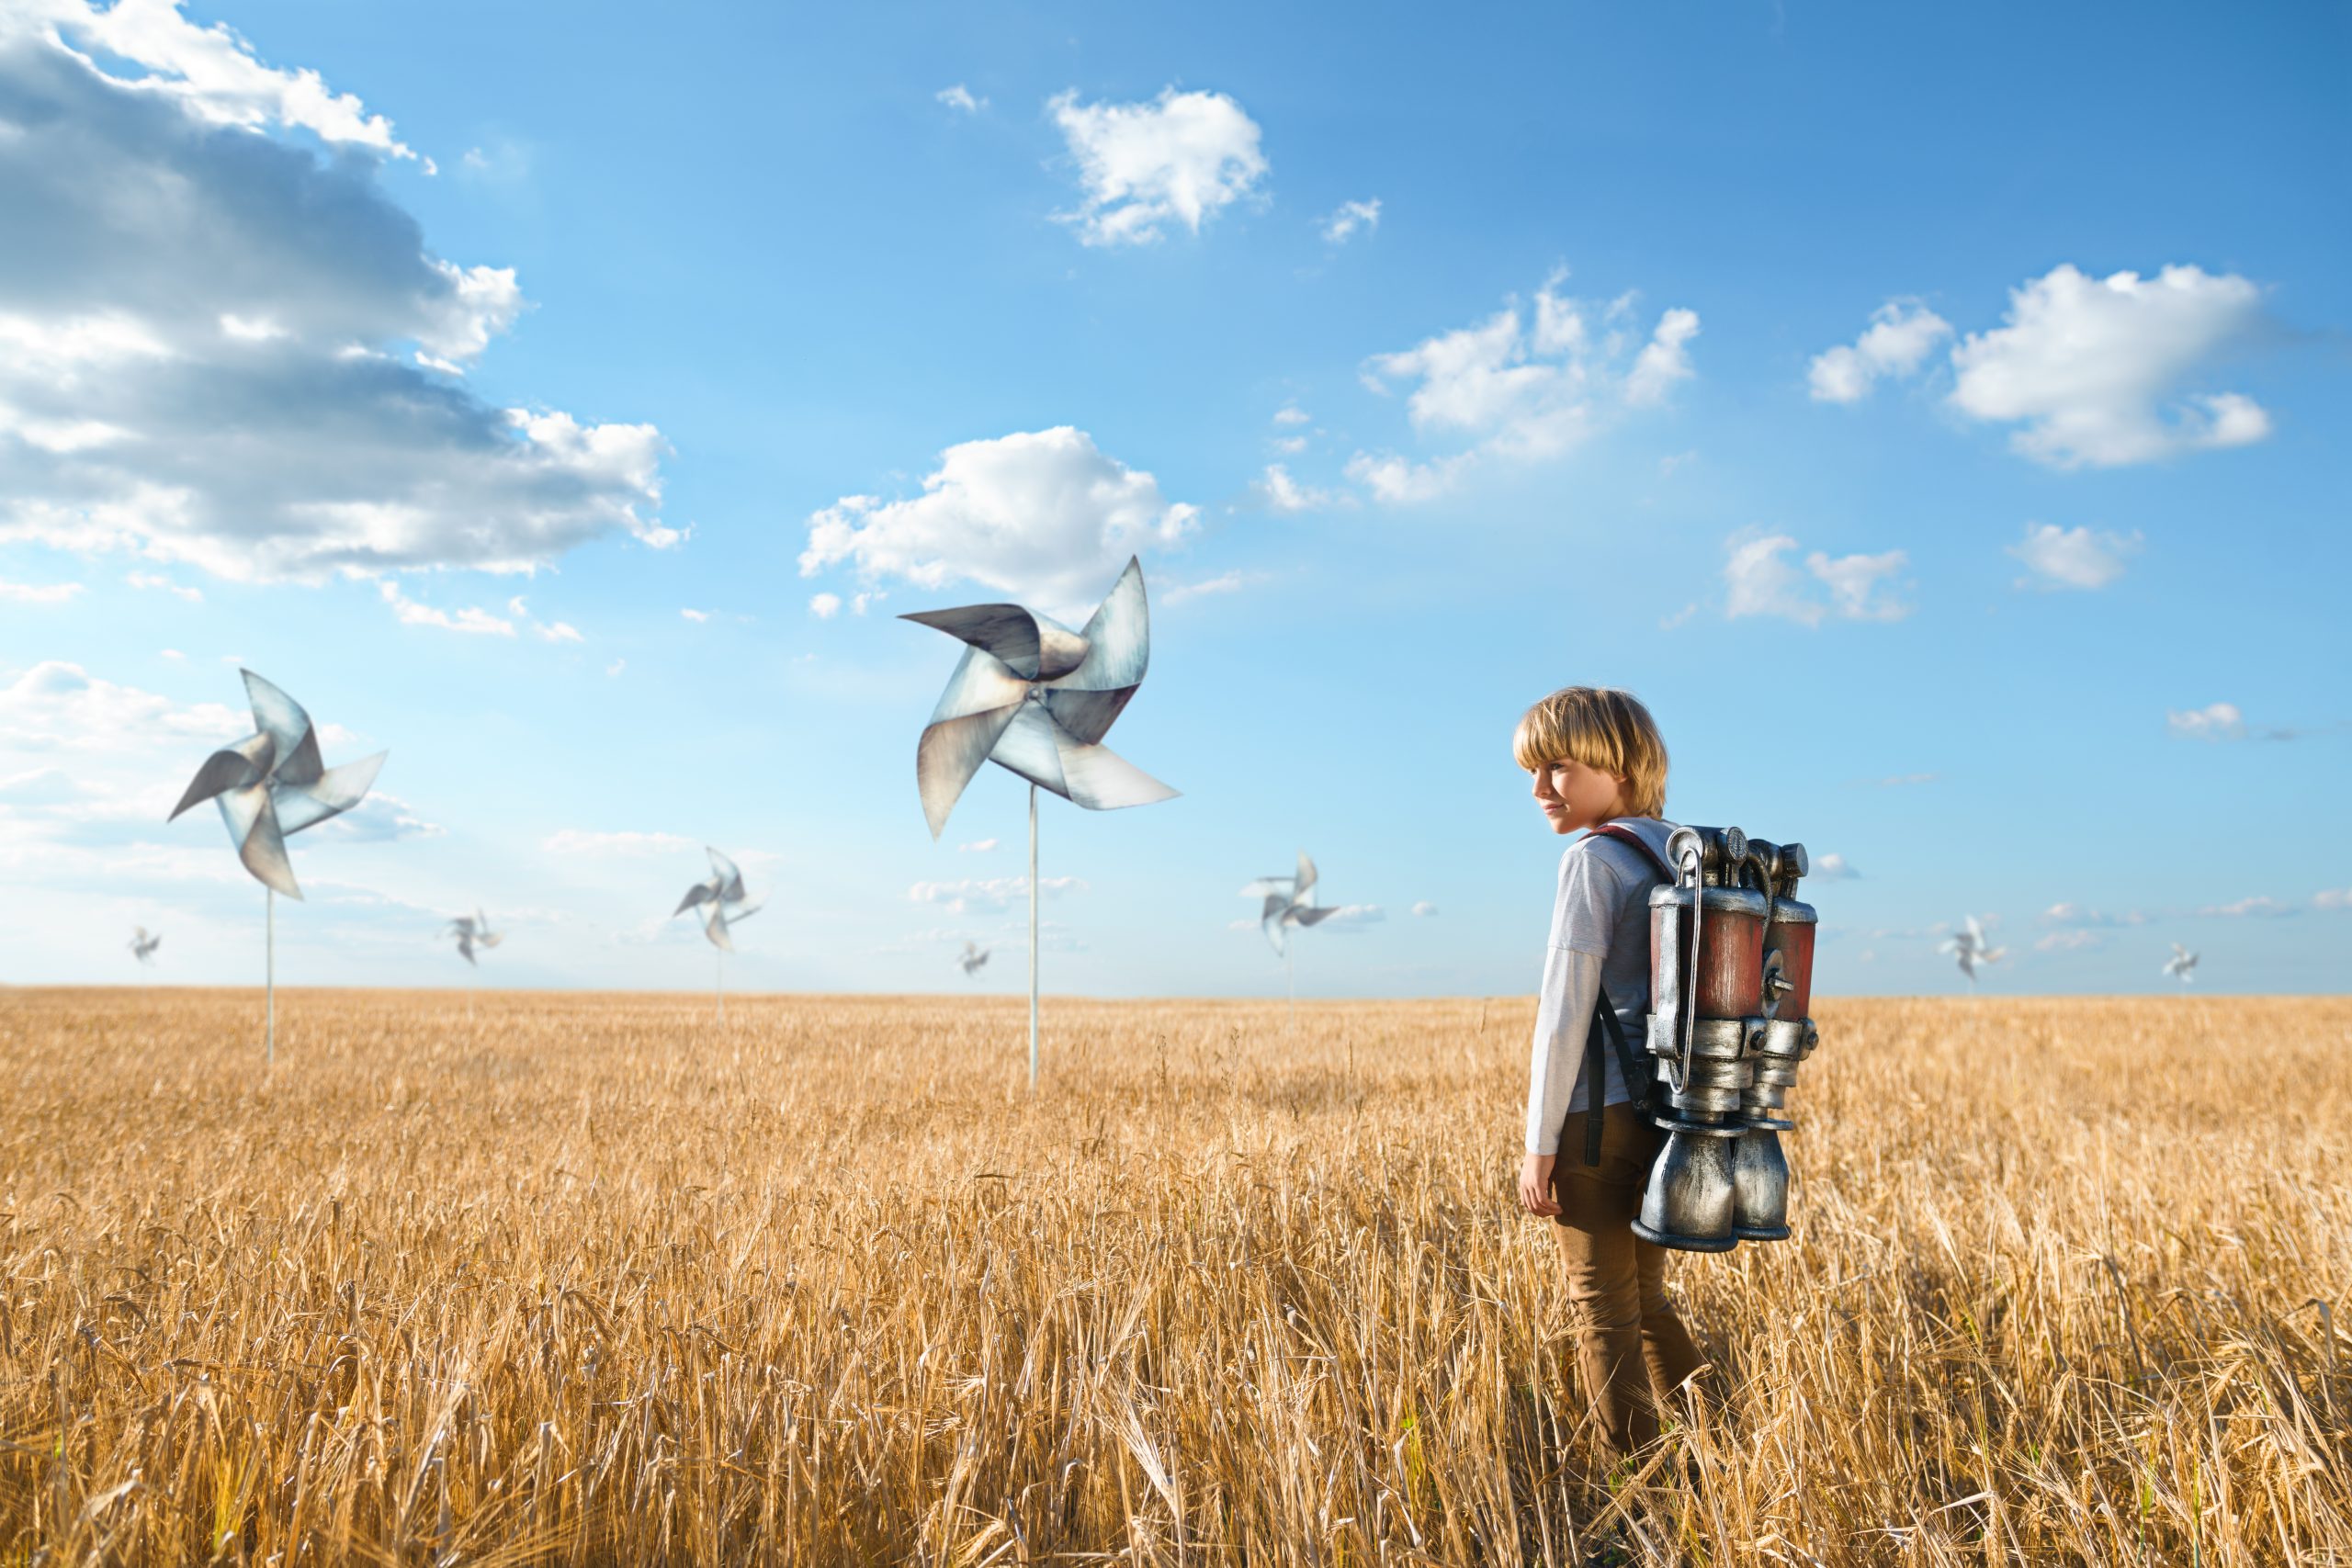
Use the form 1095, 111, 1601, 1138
0, 988, 2346, 1564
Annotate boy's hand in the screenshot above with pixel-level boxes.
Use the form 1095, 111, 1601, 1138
1518, 1151, 1560, 1217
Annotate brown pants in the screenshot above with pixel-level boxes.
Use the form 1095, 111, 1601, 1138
1549, 1100, 1709, 1459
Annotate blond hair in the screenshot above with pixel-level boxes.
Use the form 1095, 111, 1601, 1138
1511, 686, 1669, 818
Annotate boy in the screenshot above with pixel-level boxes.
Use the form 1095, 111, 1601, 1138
1512, 685, 1707, 1460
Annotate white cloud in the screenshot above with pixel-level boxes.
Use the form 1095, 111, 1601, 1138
2034, 929, 2102, 953
956, 838, 999, 853
2315, 888, 2351, 910
319, 790, 441, 842
605, 658, 625, 677
800, 426, 1197, 608
909, 874, 1087, 915
126, 571, 202, 603
29, 0, 416, 159
0, 660, 240, 752
808, 592, 842, 619
1410, 900, 1438, 917
1807, 548, 1910, 622
1253, 463, 1329, 514
680, 608, 712, 623
505, 594, 584, 642
2009, 523, 2142, 591
0, 577, 83, 604
1343, 451, 1468, 504
1949, 265, 2269, 467
1049, 87, 1268, 246
2200, 895, 2290, 919
0, 8, 673, 583
1161, 570, 1258, 604
1723, 534, 1910, 626
2166, 702, 2245, 741
1658, 602, 1697, 631
541, 829, 696, 858
1321, 197, 1381, 244
1807, 299, 1951, 402
935, 84, 986, 114
1350, 270, 1700, 501
1272, 404, 1310, 427
1811, 853, 1859, 880
377, 579, 514, 636
1624, 308, 1701, 407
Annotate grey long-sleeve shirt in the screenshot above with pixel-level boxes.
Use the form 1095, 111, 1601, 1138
1523, 817, 1676, 1156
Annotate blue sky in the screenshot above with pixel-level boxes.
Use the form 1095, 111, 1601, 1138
2, 0, 2345, 997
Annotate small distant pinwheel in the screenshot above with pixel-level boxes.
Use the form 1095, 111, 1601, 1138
958, 941, 990, 977
1242, 851, 1345, 1023
2163, 943, 2199, 985
675, 848, 760, 951
675, 847, 760, 1021
128, 927, 162, 965
1241, 851, 1341, 956
1939, 916, 2007, 987
448, 908, 503, 966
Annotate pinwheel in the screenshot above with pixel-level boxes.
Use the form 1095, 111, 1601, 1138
167, 670, 387, 1063
1242, 851, 1343, 1022
674, 847, 761, 1020
1938, 916, 2007, 988
902, 556, 1178, 1087
128, 927, 161, 966
448, 908, 502, 966
958, 941, 990, 977
2163, 943, 2199, 985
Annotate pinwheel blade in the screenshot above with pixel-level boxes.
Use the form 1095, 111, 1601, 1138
1051, 727, 1179, 812
900, 604, 1089, 682
1262, 911, 1287, 956
701, 901, 735, 952
707, 847, 746, 904
916, 700, 1026, 839
1055, 557, 1149, 694
985, 704, 1072, 798
674, 880, 717, 917
1294, 851, 1318, 904
274, 751, 387, 837
1038, 684, 1137, 749
220, 787, 301, 899
1295, 905, 1341, 928
242, 671, 324, 787
170, 733, 274, 821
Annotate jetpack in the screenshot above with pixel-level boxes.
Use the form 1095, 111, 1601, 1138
1631, 824, 1821, 1252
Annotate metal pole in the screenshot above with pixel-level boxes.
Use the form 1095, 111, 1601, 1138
1286, 943, 1295, 1032
1028, 782, 1039, 1090
266, 886, 276, 1068
717, 949, 726, 1025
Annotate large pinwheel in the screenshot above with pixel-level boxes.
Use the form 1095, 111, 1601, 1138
675, 847, 760, 1021
902, 556, 1177, 1086
167, 669, 387, 1063
2162, 943, 2199, 985
169, 670, 387, 900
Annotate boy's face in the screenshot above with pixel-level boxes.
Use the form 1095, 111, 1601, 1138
1528, 756, 1628, 836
